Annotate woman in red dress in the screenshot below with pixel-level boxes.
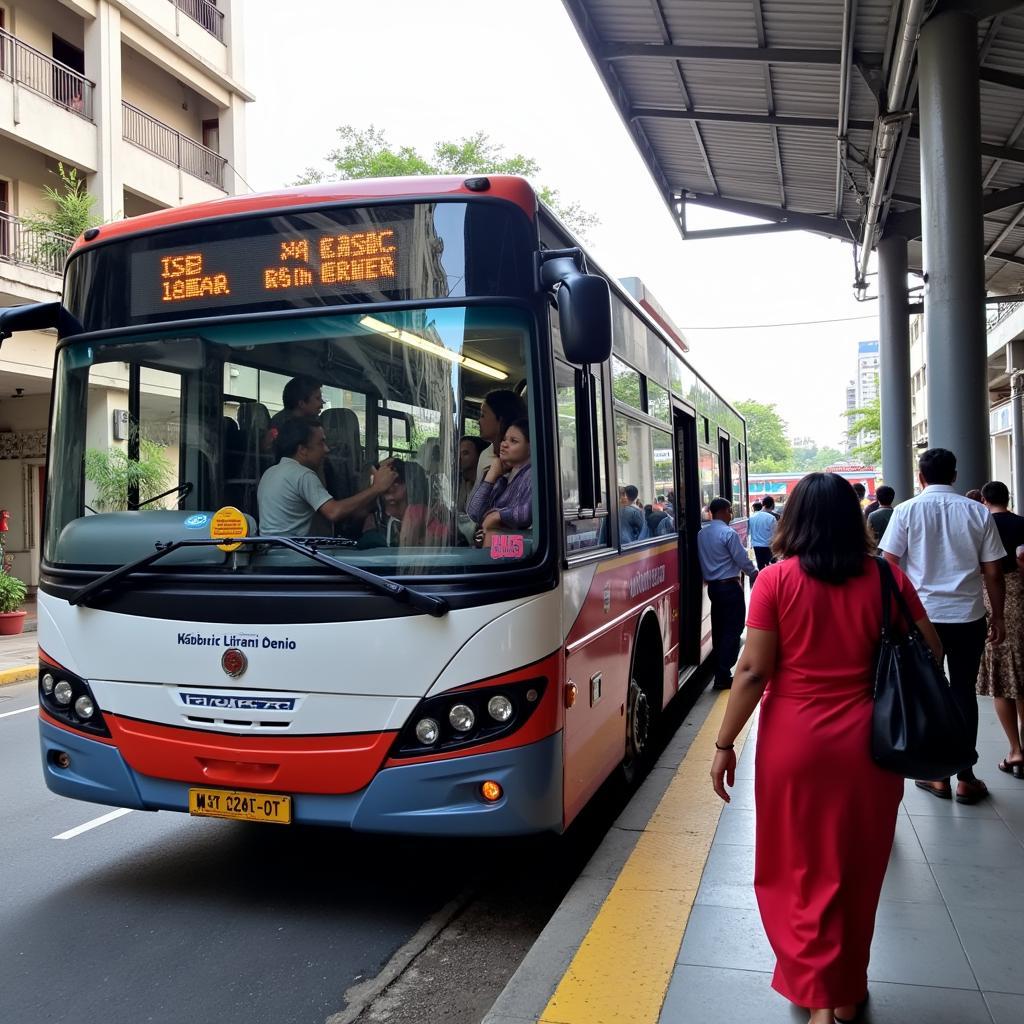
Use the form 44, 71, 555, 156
710, 473, 941, 1024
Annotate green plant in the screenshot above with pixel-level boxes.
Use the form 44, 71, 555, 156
84, 438, 175, 512
0, 573, 27, 614
20, 163, 101, 265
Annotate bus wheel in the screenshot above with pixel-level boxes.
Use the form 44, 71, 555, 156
622, 677, 652, 785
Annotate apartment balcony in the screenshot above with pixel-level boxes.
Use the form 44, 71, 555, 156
0, 211, 72, 304
122, 100, 227, 206
0, 29, 98, 170
170, 0, 226, 44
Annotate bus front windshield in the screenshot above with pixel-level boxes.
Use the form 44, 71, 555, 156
46, 306, 539, 574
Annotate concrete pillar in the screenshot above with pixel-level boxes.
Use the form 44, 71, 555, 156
1012, 371, 1024, 510
84, 0, 124, 221
878, 235, 914, 502
919, 9, 989, 491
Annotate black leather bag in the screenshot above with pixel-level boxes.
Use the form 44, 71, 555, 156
871, 557, 978, 781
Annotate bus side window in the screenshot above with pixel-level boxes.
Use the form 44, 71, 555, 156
556, 359, 608, 554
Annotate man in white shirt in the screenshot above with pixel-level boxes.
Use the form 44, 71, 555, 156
879, 447, 1006, 804
257, 417, 396, 536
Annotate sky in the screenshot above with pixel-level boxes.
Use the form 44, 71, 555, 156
241, 0, 880, 451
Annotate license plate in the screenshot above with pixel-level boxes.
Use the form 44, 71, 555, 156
188, 787, 292, 824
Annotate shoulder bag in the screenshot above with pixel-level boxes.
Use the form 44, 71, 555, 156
871, 557, 978, 780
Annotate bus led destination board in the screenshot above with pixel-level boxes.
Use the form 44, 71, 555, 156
130, 220, 410, 317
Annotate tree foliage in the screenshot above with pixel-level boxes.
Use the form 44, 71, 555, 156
84, 439, 175, 512
736, 399, 793, 472
294, 125, 598, 239
846, 396, 881, 465
790, 441, 847, 472
21, 164, 101, 265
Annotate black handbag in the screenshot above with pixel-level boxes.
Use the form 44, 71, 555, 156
871, 557, 978, 781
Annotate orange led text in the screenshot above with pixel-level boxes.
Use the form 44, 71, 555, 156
160, 252, 230, 303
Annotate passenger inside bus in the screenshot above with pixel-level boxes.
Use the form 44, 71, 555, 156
619, 485, 649, 543
466, 418, 532, 546
458, 436, 488, 513
359, 459, 449, 548
256, 416, 397, 536
475, 389, 526, 483
268, 375, 326, 437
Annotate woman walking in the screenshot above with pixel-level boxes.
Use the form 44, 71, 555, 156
977, 480, 1024, 776
710, 473, 941, 1024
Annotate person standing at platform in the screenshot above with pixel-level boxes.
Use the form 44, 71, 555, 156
976, 480, 1024, 777
697, 497, 757, 689
710, 473, 941, 1024
748, 498, 777, 569
879, 447, 1006, 804
867, 485, 896, 543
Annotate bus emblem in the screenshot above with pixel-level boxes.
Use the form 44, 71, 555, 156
222, 648, 248, 678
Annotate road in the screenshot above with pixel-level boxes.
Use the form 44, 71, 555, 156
0, 677, 702, 1024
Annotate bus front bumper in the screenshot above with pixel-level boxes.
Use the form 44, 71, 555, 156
39, 719, 564, 836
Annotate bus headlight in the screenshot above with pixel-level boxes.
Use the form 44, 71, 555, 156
54, 680, 74, 705
74, 696, 95, 719
414, 718, 439, 745
41, 673, 55, 695
449, 704, 475, 732
38, 657, 110, 738
487, 696, 513, 722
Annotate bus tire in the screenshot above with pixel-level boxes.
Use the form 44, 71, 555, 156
621, 615, 662, 786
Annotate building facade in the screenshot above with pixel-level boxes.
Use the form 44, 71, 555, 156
849, 339, 880, 453
0, 0, 251, 585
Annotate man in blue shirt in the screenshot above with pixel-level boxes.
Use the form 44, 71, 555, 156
697, 497, 758, 689
748, 498, 778, 569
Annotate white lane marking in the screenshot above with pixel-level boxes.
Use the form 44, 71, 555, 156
53, 807, 134, 840
0, 704, 38, 719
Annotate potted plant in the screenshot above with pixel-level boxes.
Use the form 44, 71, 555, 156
0, 573, 28, 635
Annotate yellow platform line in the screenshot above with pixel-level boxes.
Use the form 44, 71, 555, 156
540, 692, 752, 1024
0, 663, 36, 686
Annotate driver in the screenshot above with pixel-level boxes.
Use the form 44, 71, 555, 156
257, 417, 397, 536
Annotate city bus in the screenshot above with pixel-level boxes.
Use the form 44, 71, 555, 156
0, 176, 747, 835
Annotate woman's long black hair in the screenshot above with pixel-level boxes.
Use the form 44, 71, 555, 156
771, 472, 875, 583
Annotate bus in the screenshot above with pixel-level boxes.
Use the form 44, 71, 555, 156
0, 175, 747, 835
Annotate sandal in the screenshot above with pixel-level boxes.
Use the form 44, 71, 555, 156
914, 779, 952, 800
955, 779, 989, 804
834, 993, 869, 1023
997, 758, 1024, 779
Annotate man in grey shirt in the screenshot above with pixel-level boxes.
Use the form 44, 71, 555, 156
257, 417, 396, 535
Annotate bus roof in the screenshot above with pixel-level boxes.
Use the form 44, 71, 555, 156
71, 175, 539, 253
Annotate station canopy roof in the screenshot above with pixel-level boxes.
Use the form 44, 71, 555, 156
560, 0, 1024, 293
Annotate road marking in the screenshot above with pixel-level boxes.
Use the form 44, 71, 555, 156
538, 691, 753, 1024
53, 807, 133, 840
0, 704, 38, 719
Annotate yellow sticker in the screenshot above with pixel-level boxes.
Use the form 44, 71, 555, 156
210, 506, 248, 552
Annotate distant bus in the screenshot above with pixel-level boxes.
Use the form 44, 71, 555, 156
1, 175, 746, 834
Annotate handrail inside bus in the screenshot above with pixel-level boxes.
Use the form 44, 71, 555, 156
67, 535, 450, 617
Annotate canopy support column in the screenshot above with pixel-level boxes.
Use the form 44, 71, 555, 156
919, 9, 989, 490
878, 234, 913, 502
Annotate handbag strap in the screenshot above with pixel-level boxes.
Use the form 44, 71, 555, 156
874, 555, 918, 634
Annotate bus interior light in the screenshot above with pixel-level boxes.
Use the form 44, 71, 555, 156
449, 704, 475, 733
480, 780, 503, 802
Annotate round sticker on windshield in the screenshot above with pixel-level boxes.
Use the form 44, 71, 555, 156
210, 506, 248, 553
184, 513, 210, 529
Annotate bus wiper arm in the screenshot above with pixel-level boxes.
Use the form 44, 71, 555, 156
67, 536, 450, 617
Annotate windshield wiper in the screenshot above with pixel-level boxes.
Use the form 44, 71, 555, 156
67, 536, 450, 617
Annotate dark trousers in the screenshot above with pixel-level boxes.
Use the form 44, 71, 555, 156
708, 579, 746, 685
753, 546, 773, 570
934, 617, 988, 780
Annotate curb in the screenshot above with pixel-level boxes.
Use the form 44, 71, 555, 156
0, 664, 36, 687
482, 688, 722, 1024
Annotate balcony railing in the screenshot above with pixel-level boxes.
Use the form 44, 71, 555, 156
0, 211, 74, 277
122, 101, 227, 190
0, 28, 95, 121
169, 0, 225, 43
986, 297, 1024, 332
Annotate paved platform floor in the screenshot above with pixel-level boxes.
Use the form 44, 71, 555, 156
661, 697, 1024, 1024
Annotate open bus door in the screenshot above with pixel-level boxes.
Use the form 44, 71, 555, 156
672, 404, 703, 670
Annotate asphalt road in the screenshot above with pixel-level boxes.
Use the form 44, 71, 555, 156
0, 676, 703, 1024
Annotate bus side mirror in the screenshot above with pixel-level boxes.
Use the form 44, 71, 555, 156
0, 301, 62, 345
540, 250, 612, 365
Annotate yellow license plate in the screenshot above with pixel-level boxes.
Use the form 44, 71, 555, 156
188, 787, 292, 824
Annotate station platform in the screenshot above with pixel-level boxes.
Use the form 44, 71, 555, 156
486, 691, 1024, 1024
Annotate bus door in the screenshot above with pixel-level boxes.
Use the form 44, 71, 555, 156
672, 404, 702, 669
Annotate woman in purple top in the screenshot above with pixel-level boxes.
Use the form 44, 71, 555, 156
466, 418, 532, 545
